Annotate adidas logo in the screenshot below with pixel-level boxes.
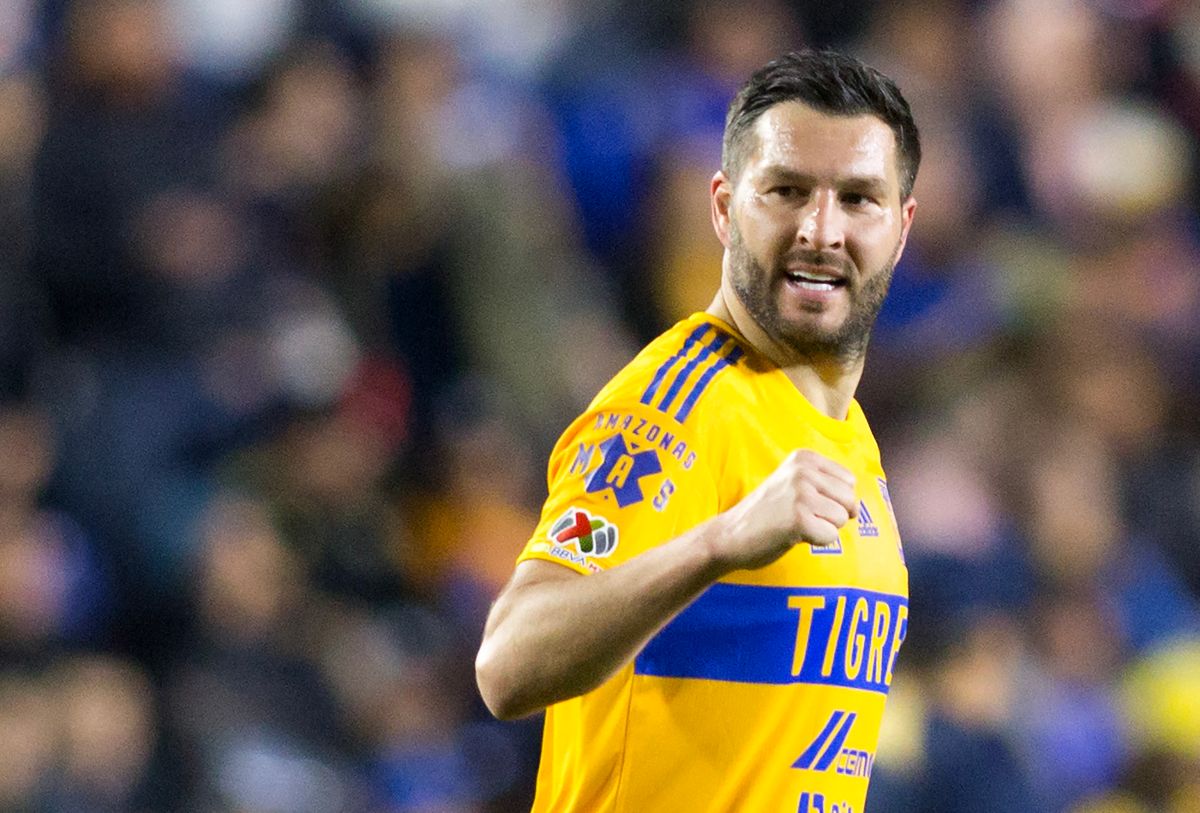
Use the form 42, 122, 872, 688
858, 502, 879, 538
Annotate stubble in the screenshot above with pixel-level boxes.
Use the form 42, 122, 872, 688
727, 221, 897, 365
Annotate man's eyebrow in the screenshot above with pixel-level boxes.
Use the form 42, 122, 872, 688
757, 164, 889, 193
757, 165, 815, 185
839, 175, 890, 194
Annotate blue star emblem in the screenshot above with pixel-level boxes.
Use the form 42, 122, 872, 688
584, 434, 662, 507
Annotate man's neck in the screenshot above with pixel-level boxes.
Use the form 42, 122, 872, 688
706, 287, 865, 421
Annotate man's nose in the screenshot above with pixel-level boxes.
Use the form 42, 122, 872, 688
798, 190, 845, 251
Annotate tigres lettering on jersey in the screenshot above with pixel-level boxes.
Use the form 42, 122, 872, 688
519, 312, 909, 813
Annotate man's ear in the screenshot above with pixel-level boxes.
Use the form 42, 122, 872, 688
893, 195, 917, 265
711, 171, 733, 248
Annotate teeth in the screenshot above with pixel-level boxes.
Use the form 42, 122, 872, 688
788, 270, 841, 283
786, 270, 841, 291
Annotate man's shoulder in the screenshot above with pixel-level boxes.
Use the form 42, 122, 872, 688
589, 313, 750, 425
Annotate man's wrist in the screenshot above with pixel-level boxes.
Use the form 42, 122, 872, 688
695, 512, 738, 581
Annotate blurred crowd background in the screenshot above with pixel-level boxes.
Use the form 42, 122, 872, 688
1, 0, 1199, 810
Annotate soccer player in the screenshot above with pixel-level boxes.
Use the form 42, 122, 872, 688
476, 50, 919, 812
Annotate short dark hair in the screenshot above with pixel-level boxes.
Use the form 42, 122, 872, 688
722, 50, 921, 200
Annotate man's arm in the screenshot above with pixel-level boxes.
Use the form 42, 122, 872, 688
475, 450, 859, 720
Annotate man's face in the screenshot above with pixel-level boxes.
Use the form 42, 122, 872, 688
713, 102, 915, 362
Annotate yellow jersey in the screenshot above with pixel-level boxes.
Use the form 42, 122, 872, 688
517, 312, 909, 813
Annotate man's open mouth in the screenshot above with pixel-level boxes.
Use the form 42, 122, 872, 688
784, 269, 847, 292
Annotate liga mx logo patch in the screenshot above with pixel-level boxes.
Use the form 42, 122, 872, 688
550, 508, 618, 557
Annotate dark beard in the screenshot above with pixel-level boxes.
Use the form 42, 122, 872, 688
728, 224, 896, 364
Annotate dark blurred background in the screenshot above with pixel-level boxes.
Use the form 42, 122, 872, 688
1, 0, 1199, 810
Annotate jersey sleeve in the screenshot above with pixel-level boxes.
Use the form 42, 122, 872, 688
518, 398, 719, 575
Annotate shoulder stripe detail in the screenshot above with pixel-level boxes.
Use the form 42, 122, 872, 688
640, 324, 712, 407
657, 334, 730, 415
674, 345, 744, 423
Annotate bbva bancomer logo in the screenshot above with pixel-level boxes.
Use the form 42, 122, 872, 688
549, 508, 619, 557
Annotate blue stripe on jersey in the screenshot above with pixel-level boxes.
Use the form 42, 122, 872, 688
656, 334, 729, 414
814, 712, 857, 770
792, 711, 846, 770
634, 583, 908, 693
640, 324, 712, 407
673, 345, 744, 423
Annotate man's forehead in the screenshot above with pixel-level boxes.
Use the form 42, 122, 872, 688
746, 101, 899, 182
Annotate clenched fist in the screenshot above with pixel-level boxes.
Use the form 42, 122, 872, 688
713, 450, 859, 572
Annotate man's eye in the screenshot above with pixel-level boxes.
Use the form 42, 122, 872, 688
770, 186, 802, 198
842, 192, 876, 207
